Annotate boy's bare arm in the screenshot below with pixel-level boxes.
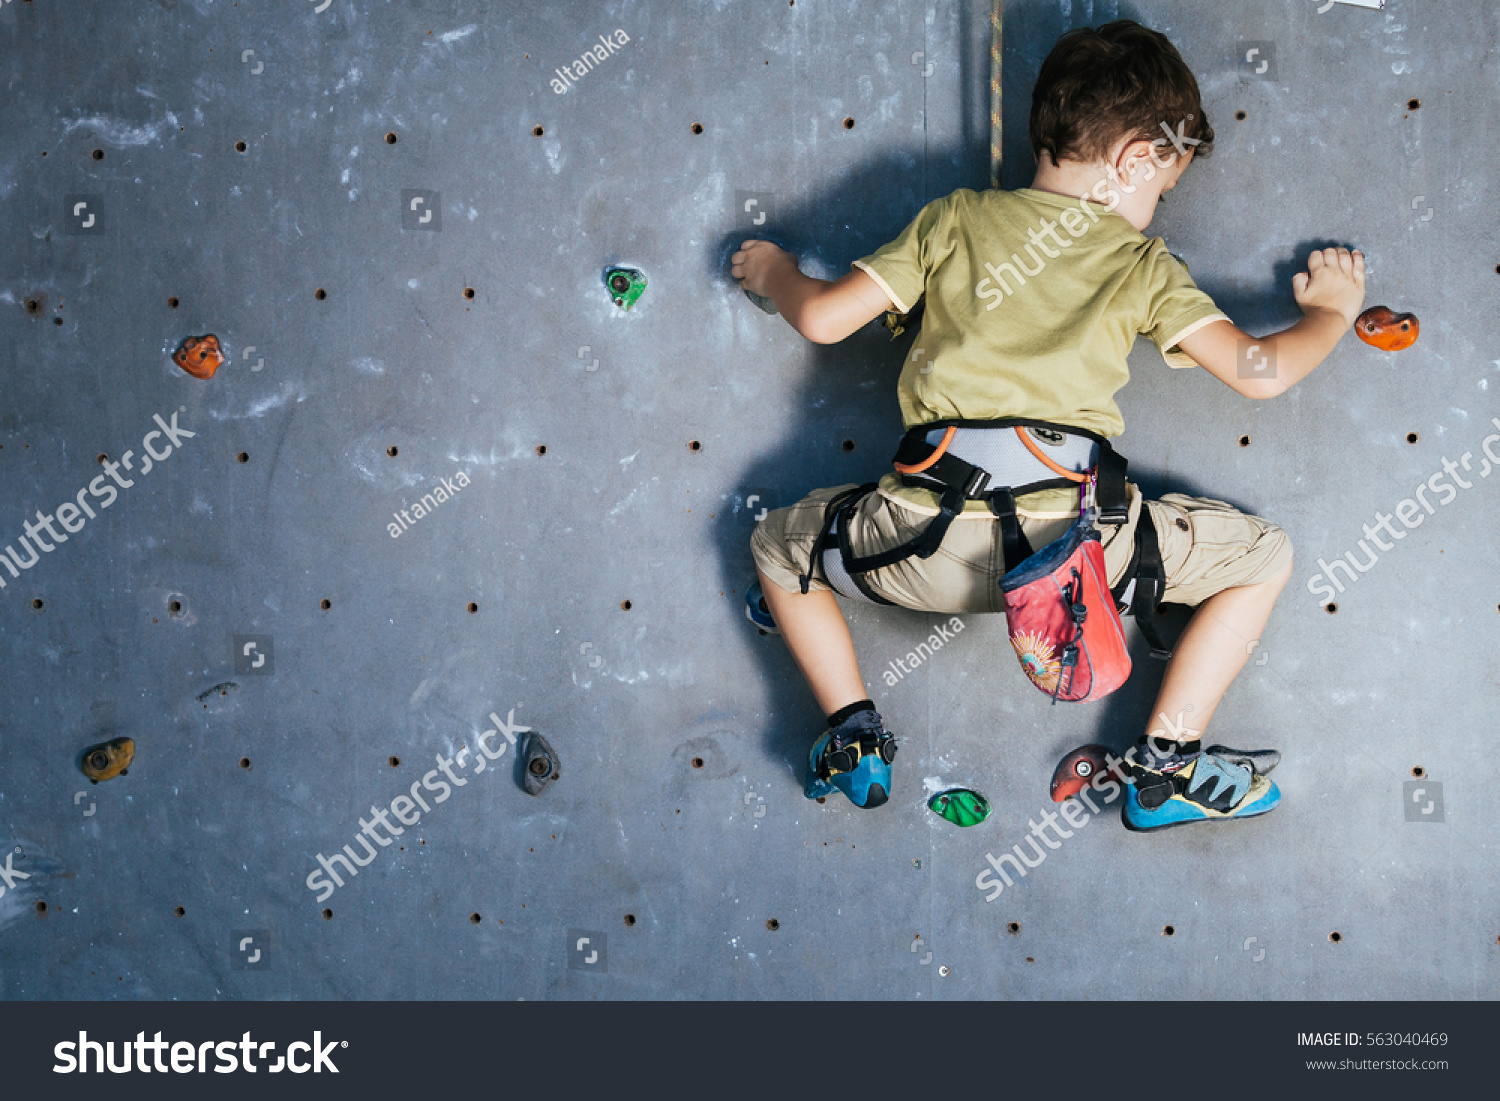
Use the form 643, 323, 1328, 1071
731, 240, 895, 344
1178, 247, 1366, 400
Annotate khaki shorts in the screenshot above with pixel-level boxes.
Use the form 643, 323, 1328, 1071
750, 482, 1292, 614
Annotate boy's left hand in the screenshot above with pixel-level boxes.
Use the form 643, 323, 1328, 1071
732, 239, 793, 298
1292, 247, 1365, 328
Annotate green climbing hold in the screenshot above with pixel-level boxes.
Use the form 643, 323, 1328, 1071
927, 788, 991, 827
605, 266, 646, 311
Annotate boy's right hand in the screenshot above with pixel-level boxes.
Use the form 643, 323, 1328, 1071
731, 239, 794, 299
1292, 247, 1365, 328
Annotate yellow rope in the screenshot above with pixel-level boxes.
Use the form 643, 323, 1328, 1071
989, 0, 1003, 189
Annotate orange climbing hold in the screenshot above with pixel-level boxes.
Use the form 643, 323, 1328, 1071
81, 736, 134, 784
173, 333, 225, 379
1355, 306, 1419, 352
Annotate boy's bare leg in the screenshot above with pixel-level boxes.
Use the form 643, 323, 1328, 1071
754, 566, 868, 718
1144, 557, 1294, 743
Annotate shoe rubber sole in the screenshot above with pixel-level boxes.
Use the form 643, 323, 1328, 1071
1121, 775, 1282, 832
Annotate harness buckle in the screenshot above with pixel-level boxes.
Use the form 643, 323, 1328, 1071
960, 466, 991, 498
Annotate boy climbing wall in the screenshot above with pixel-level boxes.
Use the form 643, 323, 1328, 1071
734, 20, 1366, 829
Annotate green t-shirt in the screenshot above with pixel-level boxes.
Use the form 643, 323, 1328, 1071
852, 187, 1227, 517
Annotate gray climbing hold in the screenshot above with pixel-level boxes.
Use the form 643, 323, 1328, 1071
521, 730, 560, 795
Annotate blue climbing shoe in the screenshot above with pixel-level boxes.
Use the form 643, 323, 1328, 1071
1121, 738, 1281, 832
805, 709, 896, 809
745, 579, 779, 634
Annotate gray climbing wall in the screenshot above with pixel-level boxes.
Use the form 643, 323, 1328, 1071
1, 0, 1496, 1001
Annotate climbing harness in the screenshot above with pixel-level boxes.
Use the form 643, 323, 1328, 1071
798, 418, 1173, 699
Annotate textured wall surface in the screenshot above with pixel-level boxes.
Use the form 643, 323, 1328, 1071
0, 0, 1496, 1000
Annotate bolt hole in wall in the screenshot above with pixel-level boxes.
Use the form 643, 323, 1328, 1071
1408, 98, 1421, 110
1238, 435, 1251, 447
91, 148, 103, 160
1329, 931, 1343, 943
623, 914, 636, 927
320, 598, 331, 610
25, 298, 39, 313
463, 287, 475, 300
322, 909, 333, 920
32, 598, 43, 610
36, 901, 48, 914
532, 125, 544, 137
1162, 925, 1175, 937
237, 451, 249, 463
174, 906, 186, 918
766, 919, 780, 931
1325, 603, 1338, 615
841, 439, 856, 452
691, 122, 703, 134
691, 757, 704, 769
1411, 766, 1426, 778
535, 444, 547, 456
234, 140, 247, 153
1406, 432, 1419, 444
688, 440, 702, 452
167, 296, 179, 309
385, 131, 398, 144
314, 288, 327, 300
1235, 109, 1247, 121
97, 453, 107, 464
389, 756, 401, 768
469, 913, 482, 925
168, 600, 182, 615
1007, 922, 1021, 935
842, 116, 855, 129
620, 599, 632, 611
239, 757, 251, 769
387, 445, 399, 457
466, 602, 478, 614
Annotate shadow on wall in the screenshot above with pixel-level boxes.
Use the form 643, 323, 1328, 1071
704, 1, 1312, 772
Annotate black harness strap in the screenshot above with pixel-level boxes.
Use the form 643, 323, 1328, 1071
984, 487, 1033, 573
1111, 510, 1172, 659
799, 483, 877, 595
1095, 444, 1129, 526
840, 484, 968, 575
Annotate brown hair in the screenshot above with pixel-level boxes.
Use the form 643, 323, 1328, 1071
1030, 20, 1213, 168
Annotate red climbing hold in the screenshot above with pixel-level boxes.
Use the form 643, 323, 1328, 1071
1049, 743, 1123, 802
173, 333, 225, 379
1355, 306, 1419, 352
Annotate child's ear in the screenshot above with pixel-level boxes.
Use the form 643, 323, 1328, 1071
1118, 137, 1162, 179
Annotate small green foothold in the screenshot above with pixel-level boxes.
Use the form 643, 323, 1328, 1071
605, 266, 646, 311
927, 788, 991, 827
